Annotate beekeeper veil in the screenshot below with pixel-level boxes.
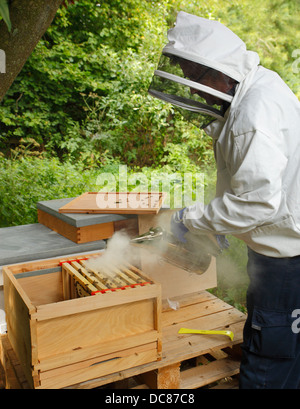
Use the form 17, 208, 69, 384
148, 12, 260, 128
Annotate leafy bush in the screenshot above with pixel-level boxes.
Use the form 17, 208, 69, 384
0, 0, 184, 167
1, 0, 298, 168
0, 156, 210, 227
0, 157, 99, 226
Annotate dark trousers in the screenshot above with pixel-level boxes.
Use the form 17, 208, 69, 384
239, 248, 300, 389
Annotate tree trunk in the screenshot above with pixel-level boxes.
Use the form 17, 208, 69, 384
0, 0, 64, 101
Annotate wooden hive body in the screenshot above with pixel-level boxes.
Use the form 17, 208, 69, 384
3, 253, 161, 389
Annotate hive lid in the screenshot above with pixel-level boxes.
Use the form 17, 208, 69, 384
37, 197, 137, 228
58, 192, 166, 215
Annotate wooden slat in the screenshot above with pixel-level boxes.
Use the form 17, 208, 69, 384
62, 263, 98, 294
32, 283, 160, 321
39, 343, 157, 381
35, 330, 160, 372
0, 335, 31, 389
118, 264, 145, 283
108, 264, 137, 285
14, 267, 61, 280
39, 350, 158, 389
80, 260, 119, 289
79, 260, 151, 291
162, 297, 233, 327
70, 261, 108, 291
2, 267, 36, 313
96, 264, 128, 287
180, 357, 240, 389
6, 252, 101, 275
163, 308, 244, 348
163, 321, 245, 366
126, 264, 155, 283
162, 291, 216, 312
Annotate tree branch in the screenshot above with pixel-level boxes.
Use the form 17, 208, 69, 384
0, 0, 64, 101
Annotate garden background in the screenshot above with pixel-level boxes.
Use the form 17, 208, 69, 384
1, 0, 299, 309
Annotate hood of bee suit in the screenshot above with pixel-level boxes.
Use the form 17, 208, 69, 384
148, 11, 260, 128
163, 11, 260, 82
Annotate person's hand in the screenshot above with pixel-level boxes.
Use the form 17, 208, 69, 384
170, 208, 188, 243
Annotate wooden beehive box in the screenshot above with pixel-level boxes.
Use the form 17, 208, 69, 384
37, 198, 139, 244
3, 253, 161, 389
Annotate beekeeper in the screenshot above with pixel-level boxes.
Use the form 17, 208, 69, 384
148, 11, 300, 389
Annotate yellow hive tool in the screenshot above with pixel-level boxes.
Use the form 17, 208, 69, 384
178, 327, 234, 341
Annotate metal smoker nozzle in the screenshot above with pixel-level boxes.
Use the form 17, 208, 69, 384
130, 226, 166, 244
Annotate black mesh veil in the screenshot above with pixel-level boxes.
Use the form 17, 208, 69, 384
148, 54, 238, 129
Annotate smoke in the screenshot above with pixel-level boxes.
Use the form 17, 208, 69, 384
86, 210, 176, 272
83, 212, 249, 309
85, 230, 141, 272
216, 239, 249, 289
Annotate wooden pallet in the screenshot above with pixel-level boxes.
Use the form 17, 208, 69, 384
0, 335, 30, 389
1, 290, 245, 389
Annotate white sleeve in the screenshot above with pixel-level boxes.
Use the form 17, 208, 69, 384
183, 130, 288, 235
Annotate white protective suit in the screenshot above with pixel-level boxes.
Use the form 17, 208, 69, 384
153, 11, 300, 257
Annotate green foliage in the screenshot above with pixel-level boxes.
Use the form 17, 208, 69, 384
0, 156, 206, 226
0, 156, 100, 227
1, 0, 298, 166
214, 0, 300, 98
0, 0, 214, 169
0, 0, 11, 32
